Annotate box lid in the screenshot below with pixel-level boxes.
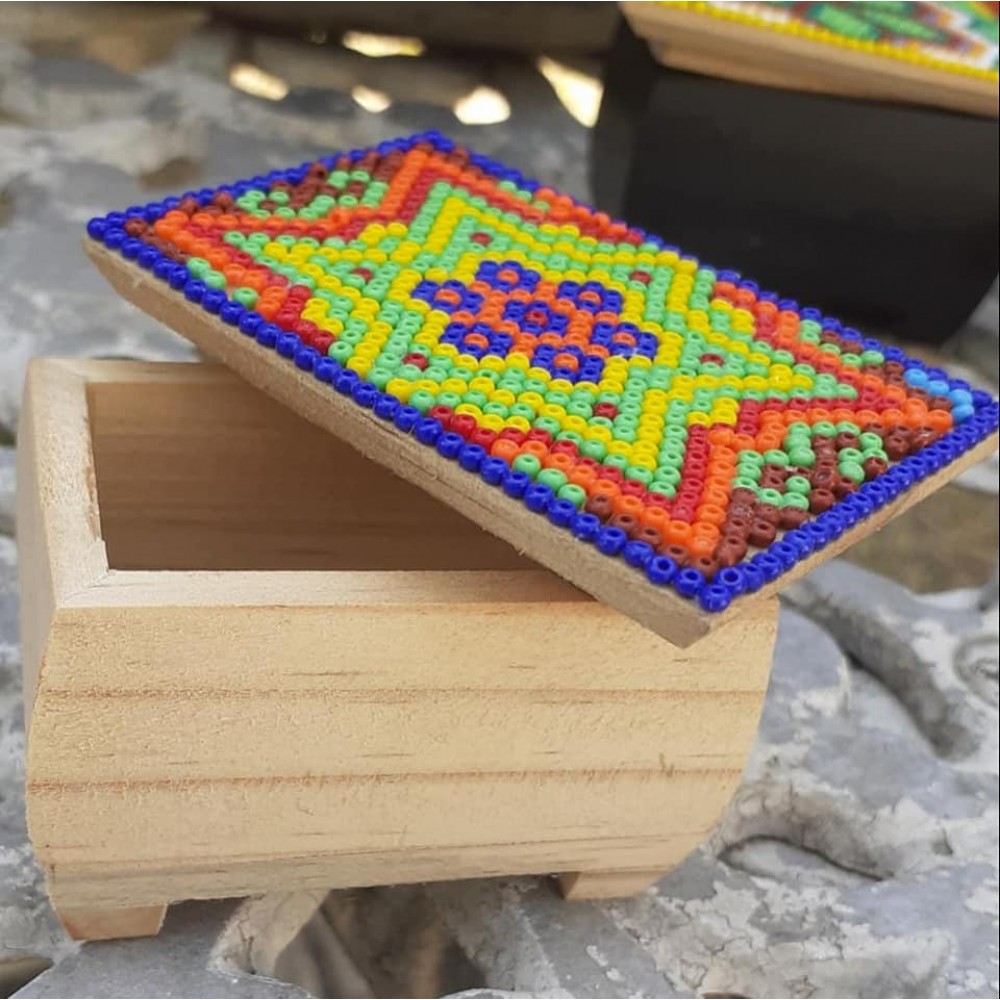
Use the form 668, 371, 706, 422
85, 131, 998, 647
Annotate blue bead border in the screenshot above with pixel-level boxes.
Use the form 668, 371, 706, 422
86, 130, 1000, 615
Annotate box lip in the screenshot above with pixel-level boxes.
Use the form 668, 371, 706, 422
24, 358, 591, 611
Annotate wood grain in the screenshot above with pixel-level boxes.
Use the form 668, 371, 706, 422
20, 360, 777, 937
621, 1, 999, 118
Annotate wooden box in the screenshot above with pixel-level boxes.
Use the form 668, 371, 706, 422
17, 359, 776, 941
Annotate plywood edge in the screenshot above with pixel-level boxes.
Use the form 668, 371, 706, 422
16, 359, 110, 722
85, 241, 715, 648
621, 1, 1000, 118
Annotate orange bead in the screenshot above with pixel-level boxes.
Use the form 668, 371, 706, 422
665, 520, 693, 546
926, 409, 954, 432
641, 506, 671, 534
491, 439, 520, 464
521, 440, 548, 461
613, 494, 645, 518
544, 453, 575, 475
695, 503, 726, 527
591, 478, 621, 498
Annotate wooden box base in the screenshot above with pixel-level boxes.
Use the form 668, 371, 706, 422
17, 360, 776, 941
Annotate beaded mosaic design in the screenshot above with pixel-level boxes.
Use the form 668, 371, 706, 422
86, 133, 999, 614
661, 1, 1000, 77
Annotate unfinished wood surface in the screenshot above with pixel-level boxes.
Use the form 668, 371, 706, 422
21, 360, 777, 938
85, 244, 1000, 648
55, 904, 166, 942
621, 2, 999, 118
558, 868, 667, 900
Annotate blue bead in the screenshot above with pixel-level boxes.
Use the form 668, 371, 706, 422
524, 483, 554, 513
106, 211, 127, 226
103, 227, 126, 249
276, 333, 299, 358
646, 555, 678, 585
698, 584, 732, 613
294, 346, 319, 371
715, 566, 744, 594
120, 237, 143, 260
314, 357, 339, 383
202, 289, 226, 314
239, 312, 263, 337
595, 526, 627, 556
86, 217, 107, 239
136, 246, 160, 269
548, 499, 578, 528
623, 540, 654, 568
571, 512, 601, 541
771, 540, 798, 569
782, 530, 813, 558
183, 280, 206, 303
220, 302, 244, 325
414, 417, 442, 445
168, 264, 189, 289
152, 258, 174, 281
333, 369, 360, 395
754, 552, 783, 582
805, 520, 831, 546
502, 470, 532, 499
436, 432, 465, 460
393, 405, 421, 433
256, 323, 279, 348
458, 443, 486, 471
741, 562, 765, 593
674, 567, 705, 598
371, 393, 399, 421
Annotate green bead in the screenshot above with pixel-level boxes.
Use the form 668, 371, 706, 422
204, 269, 226, 290
558, 483, 587, 508
624, 466, 653, 485
758, 488, 784, 507
580, 439, 607, 461
464, 390, 489, 409
737, 449, 764, 467
838, 447, 864, 464
732, 476, 760, 492
186, 257, 209, 277
328, 341, 354, 363
510, 403, 536, 422
839, 460, 865, 484
649, 480, 677, 498
557, 430, 584, 447
537, 468, 568, 492
812, 421, 837, 438
763, 449, 790, 467
535, 416, 562, 437
736, 463, 762, 482
863, 447, 889, 463
233, 287, 258, 307
788, 447, 815, 467
604, 452, 629, 472
437, 391, 462, 410
859, 432, 884, 451
408, 390, 436, 414
860, 350, 884, 365
513, 453, 541, 478
785, 475, 812, 495
782, 492, 810, 511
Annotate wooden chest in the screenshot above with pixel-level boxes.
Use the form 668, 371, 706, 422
17, 359, 776, 940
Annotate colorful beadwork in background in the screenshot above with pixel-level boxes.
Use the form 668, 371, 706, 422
86, 133, 999, 613
664, 1, 1000, 76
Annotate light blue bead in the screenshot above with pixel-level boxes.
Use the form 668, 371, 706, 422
927, 379, 950, 396
904, 368, 928, 387
949, 389, 974, 407
953, 403, 975, 423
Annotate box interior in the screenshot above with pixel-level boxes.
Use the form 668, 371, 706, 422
86, 374, 533, 573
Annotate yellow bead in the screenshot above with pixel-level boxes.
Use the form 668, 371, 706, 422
346, 357, 369, 375
605, 439, 631, 458
455, 403, 482, 419
518, 391, 545, 412
491, 388, 516, 407
549, 378, 574, 395
526, 366, 551, 383
480, 355, 505, 373
586, 424, 612, 443
505, 415, 532, 433
480, 413, 505, 432
563, 415, 589, 435
386, 378, 412, 401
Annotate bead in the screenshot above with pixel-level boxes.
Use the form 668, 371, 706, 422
88, 131, 1000, 613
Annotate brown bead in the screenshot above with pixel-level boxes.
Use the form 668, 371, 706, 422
809, 488, 836, 514
811, 467, 838, 491
635, 526, 662, 549
610, 513, 639, 537
907, 387, 931, 403
690, 556, 719, 577
834, 432, 860, 451
833, 474, 859, 498
884, 433, 911, 461
123, 218, 147, 236
928, 396, 952, 412
754, 502, 782, 526
862, 457, 889, 480
177, 196, 199, 215
860, 422, 888, 439
659, 543, 689, 567
585, 494, 614, 519
748, 519, 777, 547
715, 536, 749, 567
911, 428, 939, 450
760, 470, 787, 490
779, 506, 809, 530
723, 515, 751, 536
884, 361, 904, 377
730, 487, 757, 507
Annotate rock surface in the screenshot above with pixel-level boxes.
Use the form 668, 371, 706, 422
0, 15, 997, 998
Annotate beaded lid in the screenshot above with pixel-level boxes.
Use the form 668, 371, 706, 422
84, 132, 999, 646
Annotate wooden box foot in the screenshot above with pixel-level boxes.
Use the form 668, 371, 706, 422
55, 904, 167, 942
